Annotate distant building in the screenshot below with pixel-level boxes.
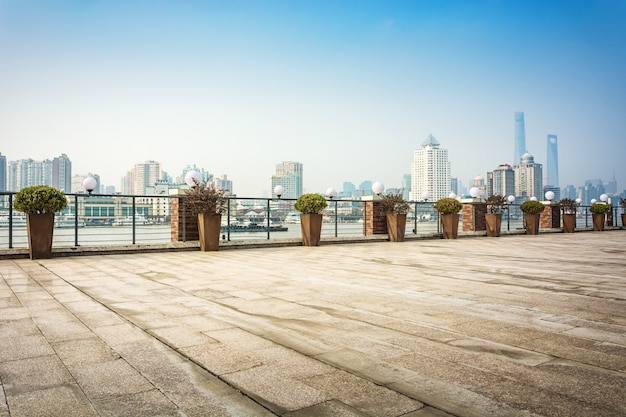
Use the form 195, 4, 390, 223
402, 174, 411, 201
562, 185, 577, 200
514, 152, 543, 198
358, 180, 373, 197
470, 175, 487, 198
341, 182, 356, 198
410, 134, 450, 202
514, 112, 527, 164
545, 134, 559, 188
487, 164, 515, 197
52, 153, 72, 193
213, 174, 233, 193
271, 161, 302, 199
124, 161, 162, 195
0, 153, 6, 191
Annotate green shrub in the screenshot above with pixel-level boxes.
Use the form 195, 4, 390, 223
433, 198, 463, 214
294, 193, 328, 214
589, 203, 610, 214
520, 200, 545, 215
486, 194, 506, 214
380, 191, 410, 215
13, 186, 68, 214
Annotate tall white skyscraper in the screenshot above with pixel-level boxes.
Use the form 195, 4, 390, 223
514, 152, 543, 198
514, 112, 526, 164
487, 164, 515, 197
271, 161, 303, 199
124, 161, 162, 195
410, 134, 451, 202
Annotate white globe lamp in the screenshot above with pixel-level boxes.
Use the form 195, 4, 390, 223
530, 196, 537, 201
372, 182, 384, 195
469, 187, 481, 198
273, 185, 284, 198
507, 195, 516, 204
449, 192, 457, 199
545, 191, 555, 201
590, 198, 597, 204
575, 198, 582, 205
600, 194, 608, 202
184, 170, 202, 188
422, 191, 430, 201
326, 187, 337, 199
83, 177, 97, 194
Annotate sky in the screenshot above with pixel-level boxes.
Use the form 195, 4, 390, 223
1, 0, 625, 197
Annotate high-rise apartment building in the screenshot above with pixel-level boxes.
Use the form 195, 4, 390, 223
124, 161, 162, 195
52, 153, 72, 193
271, 161, 303, 199
514, 152, 543, 198
487, 164, 515, 197
213, 174, 233, 193
0, 153, 6, 191
410, 134, 451, 202
514, 112, 526, 164
546, 134, 559, 188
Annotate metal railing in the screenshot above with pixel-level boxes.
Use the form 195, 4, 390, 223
2, 191, 623, 250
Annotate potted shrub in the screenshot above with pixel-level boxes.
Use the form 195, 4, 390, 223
485, 194, 506, 237
620, 198, 626, 228
520, 200, 545, 235
589, 202, 610, 231
379, 191, 410, 242
294, 193, 328, 246
559, 198, 577, 233
433, 197, 463, 239
13, 185, 68, 259
185, 184, 226, 251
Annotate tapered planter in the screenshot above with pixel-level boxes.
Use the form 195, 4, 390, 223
485, 213, 502, 237
562, 213, 576, 233
621, 213, 626, 228
26, 213, 55, 259
197, 213, 221, 251
300, 213, 323, 246
440, 214, 459, 239
524, 213, 540, 235
592, 213, 605, 231
386, 213, 407, 242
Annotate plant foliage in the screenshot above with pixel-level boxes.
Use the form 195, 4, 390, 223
13, 185, 68, 214
619, 198, 626, 213
589, 203, 610, 214
294, 193, 328, 214
433, 198, 463, 214
558, 198, 578, 214
485, 194, 506, 214
520, 200, 545, 215
185, 185, 226, 215
379, 191, 410, 215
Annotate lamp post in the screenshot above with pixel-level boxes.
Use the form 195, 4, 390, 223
507, 195, 515, 230
326, 187, 338, 236
545, 191, 555, 202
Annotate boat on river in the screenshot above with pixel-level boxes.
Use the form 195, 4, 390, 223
55, 215, 86, 228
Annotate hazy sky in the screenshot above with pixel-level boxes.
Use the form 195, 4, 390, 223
1, 0, 625, 197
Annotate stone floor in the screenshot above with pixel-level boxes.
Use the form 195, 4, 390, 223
0, 231, 625, 416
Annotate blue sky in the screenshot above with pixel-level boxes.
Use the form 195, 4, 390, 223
1, 0, 625, 197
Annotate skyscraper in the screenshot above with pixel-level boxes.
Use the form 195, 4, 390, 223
124, 161, 162, 195
514, 112, 526, 164
410, 134, 451, 202
0, 153, 6, 191
52, 153, 72, 193
514, 152, 543, 198
487, 164, 515, 197
271, 161, 303, 199
546, 134, 559, 188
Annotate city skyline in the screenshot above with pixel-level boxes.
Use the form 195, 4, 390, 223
1, 1, 625, 196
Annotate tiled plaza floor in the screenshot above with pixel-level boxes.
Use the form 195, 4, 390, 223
1, 231, 625, 416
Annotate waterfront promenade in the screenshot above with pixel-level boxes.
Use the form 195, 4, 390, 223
1, 231, 625, 416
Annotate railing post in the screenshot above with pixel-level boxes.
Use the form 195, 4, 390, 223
334, 200, 338, 237
132, 196, 136, 244
413, 201, 418, 234
267, 198, 271, 240
8, 194, 13, 249
182, 197, 187, 241
74, 194, 79, 246
227, 197, 231, 242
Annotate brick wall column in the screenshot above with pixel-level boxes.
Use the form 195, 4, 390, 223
363, 198, 387, 236
170, 195, 199, 241
462, 202, 487, 232
540, 203, 560, 229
